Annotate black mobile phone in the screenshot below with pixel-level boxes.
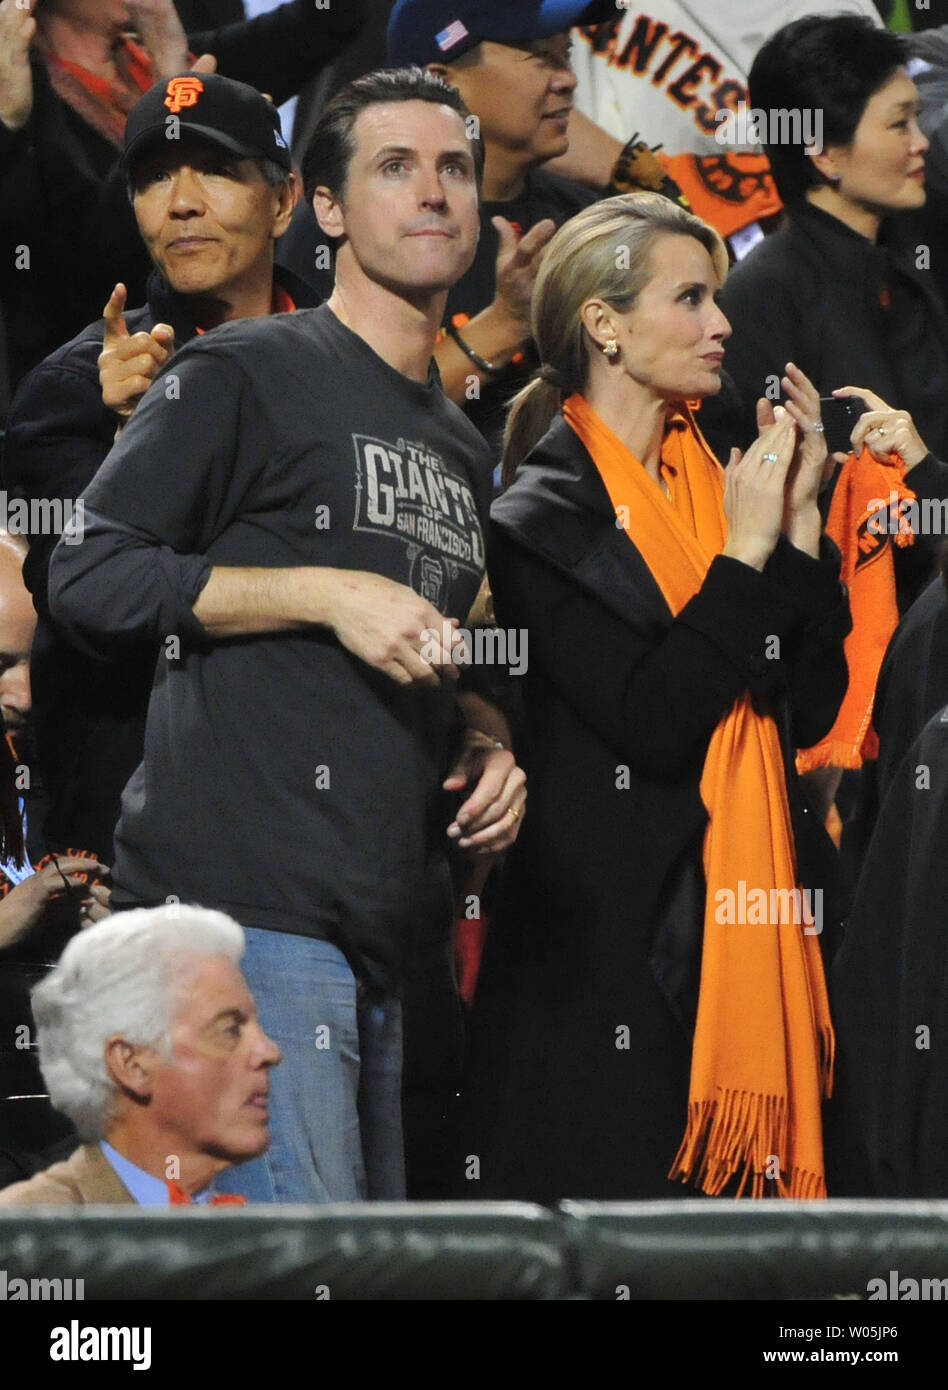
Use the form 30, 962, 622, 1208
819, 395, 868, 455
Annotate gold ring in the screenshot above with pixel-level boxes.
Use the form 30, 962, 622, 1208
508, 805, 521, 821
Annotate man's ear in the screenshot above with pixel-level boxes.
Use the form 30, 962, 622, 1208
271, 171, 301, 239
104, 1036, 156, 1102
313, 184, 345, 240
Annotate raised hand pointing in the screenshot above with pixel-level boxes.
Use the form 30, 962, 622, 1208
98, 283, 175, 419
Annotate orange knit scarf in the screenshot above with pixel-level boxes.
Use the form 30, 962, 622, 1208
563, 393, 834, 1197
796, 446, 914, 772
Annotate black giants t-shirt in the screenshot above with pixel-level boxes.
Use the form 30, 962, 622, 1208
50, 306, 494, 991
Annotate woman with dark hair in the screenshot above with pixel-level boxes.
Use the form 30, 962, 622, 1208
465, 193, 851, 1202
713, 14, 948, 539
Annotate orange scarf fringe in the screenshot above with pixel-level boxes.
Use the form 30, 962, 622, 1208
563, 393, 834, 1198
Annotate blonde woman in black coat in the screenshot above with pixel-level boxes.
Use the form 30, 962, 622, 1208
465, 194, 850, 1202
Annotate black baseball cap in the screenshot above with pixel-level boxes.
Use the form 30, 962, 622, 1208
123, 71, 292, 176
387, 0, 601, 68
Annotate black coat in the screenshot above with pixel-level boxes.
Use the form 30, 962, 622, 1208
463, 416, 851, 1202
0, 1, 363, 393
829, 574, 948, 1196
0, 265, 317, 858
831, 700, 948, 1196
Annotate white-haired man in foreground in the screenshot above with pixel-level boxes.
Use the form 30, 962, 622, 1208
0, 904, 281, 1205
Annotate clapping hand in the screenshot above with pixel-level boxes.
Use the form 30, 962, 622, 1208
723, 412, 798, 571
756, 361, 830, 555
127, 2, 217, 79
0, 0, 37, 134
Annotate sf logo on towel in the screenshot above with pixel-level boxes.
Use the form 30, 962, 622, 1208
854, 506, 892, 572
164, 77, 205, 114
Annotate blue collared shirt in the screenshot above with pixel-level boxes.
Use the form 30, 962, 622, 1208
99, 1142, 217, 1206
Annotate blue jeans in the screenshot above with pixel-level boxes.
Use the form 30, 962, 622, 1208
214, 929, 406, 1203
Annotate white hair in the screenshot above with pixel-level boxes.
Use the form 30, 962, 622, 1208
32, 905, 245, 1142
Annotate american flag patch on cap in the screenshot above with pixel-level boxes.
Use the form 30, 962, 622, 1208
436, 19, 469, 51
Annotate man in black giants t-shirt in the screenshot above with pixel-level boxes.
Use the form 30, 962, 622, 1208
46, 69, 526, 1204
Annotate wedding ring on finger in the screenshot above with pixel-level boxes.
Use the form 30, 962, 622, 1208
762, 451, 780, 464
508, 804, 521, 822
811, 420, 825, 433
876, 427, 887, 437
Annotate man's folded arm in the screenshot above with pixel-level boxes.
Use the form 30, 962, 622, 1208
47, 509, 215, 658
47, 519, 389, 657
45, 344, 470, 683
191, 565, 374, 637
45, 344, 274, 657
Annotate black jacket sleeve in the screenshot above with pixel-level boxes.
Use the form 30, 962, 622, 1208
893, 452, 948, 610
490, 533, 849, 784
2, 344, 114, 621
46, 344, 272, 657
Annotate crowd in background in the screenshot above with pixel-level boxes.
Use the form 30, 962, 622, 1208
1, 0, 948, 1207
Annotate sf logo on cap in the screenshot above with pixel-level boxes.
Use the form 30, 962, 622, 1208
164, 77, 205, 114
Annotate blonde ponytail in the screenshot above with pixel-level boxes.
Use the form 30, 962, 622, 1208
501, 375, 563, 489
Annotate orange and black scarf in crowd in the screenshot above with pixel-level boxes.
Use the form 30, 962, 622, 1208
563, 393, 834, 1198
797, 446, 915, 772
36, 32, 157, 149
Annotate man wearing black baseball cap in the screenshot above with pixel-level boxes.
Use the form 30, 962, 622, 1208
3, 71, 315, 864
123, 67, 294, 180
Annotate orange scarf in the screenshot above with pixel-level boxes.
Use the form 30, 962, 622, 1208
796, 446, 914, 772
563, 393, 834, 1197
39, 35, 160, 149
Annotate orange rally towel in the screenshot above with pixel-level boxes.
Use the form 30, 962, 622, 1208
796, 446, 914, 773
659, 151, 783, 240
563, 393, 833, 1197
